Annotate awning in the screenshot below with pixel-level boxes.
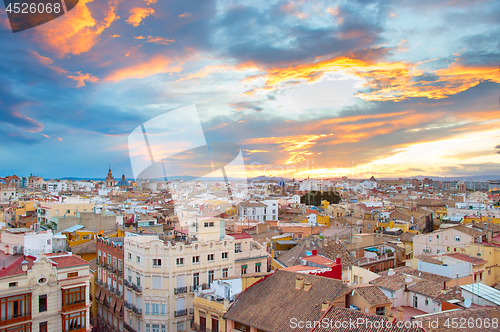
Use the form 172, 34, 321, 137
255, 262, 261, 267
110, 296, 117, 312
95, 288, 101, 301
241, 265, 247, 269
99, 290, 106, 302
115, 299, 123, 315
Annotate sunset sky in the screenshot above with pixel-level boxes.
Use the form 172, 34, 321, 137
1, 0, 499, 179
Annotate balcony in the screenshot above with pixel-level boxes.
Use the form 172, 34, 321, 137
174, 286, 187, 295
357, 252, 395, 266
124, 301, 133, 310
174, 309, 187, 317
0, 311, 31, 327
132, 284, 142, 294
192, 324, 212, 332
190, 285, 199, 293
124, 322, 137, 332
62, 299, 86, 312
189, 308, 194, 315
201, 283, 209, 290
124, 280, 133, 289
132, 306, 142, 316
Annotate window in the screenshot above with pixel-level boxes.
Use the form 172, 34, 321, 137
207, 254, 214, 261
0, 294, 31, 322
235, 243, 242, 253
376, 307, 385, 315
455, 235, 461, 242
128, 253, 132, 260
222, 252, 228, 259
354, 276, 358, 284
161, 304, 166, 316
40, 321, 48, 332
146, 303, 150, 315
255, 262, 261, 273
152, 303, 159, 315
136, 274, 141, 287
425, 299, 429, 305
136, 256, 141, 263
9, 282, 17, 287
176, 258, 184, 265
193, 273, 200, 288
62, 310, 86, 332
39, 294, 47, 312
208, 270, 214, 285
153, 259, 161, 266
55, 210, 59, 215
67, 272, 78, 278
119, 259, 123, 272
177, 322, 185, 331
152, 276, 161, 289
192, 256, 200, 263
146, 324, 150, 332
222, 268, 228, 278
63, 287, 85, 307
241, 265, 247, 275
429, 236, 432, 242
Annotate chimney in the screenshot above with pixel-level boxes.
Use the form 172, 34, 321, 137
443, 281, 446, 291
388, 268, 395, 276
396, 307, 403, 321
295, 276, 304, 290
405, 276, 413, 283
304, 282, 312, 292
312, 249, 317, 256
321, 301, 330, 311
336, 257, 341, 265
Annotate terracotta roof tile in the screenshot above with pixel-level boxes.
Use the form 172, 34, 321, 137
353, 285, 392, 306
413, 307, 500, 332
223, 270, 351, 332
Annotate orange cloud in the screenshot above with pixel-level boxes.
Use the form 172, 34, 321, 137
326, 6, 339, 16
110, 34, 121, 38
126, 7, 154, 27
13, 111, 44, 133
243, 54, 500, 102
146, 36, 175, 45
31, 51, 98, 87
144, 0, 157, 4
34, 0, 120, 57
135, 36, 145, 39
179, 13, 192, 18
104, 54, 184, 82
67, 71, 99, 88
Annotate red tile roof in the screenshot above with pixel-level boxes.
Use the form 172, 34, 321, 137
227, 233, 252, 240
446, 253, 488, 266
45, 253, 89, 268
0, 252, 35, 279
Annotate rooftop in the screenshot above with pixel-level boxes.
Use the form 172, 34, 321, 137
460, 283, 500, 306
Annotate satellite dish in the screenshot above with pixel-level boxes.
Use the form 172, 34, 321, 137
464, 298, 472, 308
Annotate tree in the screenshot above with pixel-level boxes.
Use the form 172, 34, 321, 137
300, 190, 341, 206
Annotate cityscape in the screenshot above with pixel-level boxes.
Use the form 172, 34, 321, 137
1, 0, 500, 332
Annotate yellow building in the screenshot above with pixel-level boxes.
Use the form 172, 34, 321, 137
463, 243, 500, 286
463, 215, 500, 225
377, 220, 418, 234
321, 200, 330, 209
435, 206, 447, 219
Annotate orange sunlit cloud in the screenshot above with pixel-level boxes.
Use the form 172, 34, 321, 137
179, 13, 192, 18
126, 7, 155, 27
144, 0, 157, 4
34, 0, 120, 57
242, 55, 500, 102
135, 36, 145, 39
13, 111, 44, 133
146, 36, 175, 45
67, 71, 99, 88
31, 51, 98, 87
104, 55, 184, 82
110, 34, 121, 38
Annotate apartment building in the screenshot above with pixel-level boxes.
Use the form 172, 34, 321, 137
413, 225, 483, 256
226, 233, 268, 276
0, 251, 91, 332
36, 199, 95, 229
123, 223, 235, 332
95, 237, 125, 332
